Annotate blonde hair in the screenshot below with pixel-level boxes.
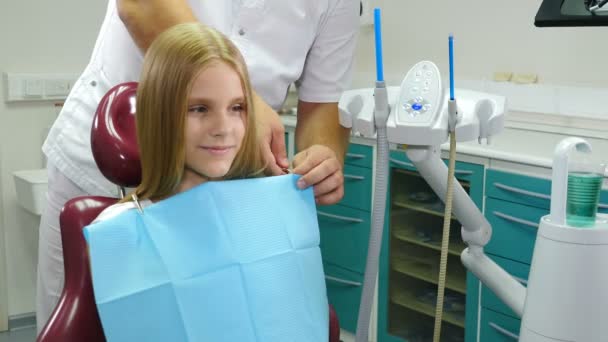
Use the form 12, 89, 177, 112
130, 23, 266, 202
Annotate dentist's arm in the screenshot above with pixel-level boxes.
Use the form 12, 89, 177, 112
292, 101, 351, 205
117, 0, 198, 51
117, 0, 288, 174
290, 0, 358, 205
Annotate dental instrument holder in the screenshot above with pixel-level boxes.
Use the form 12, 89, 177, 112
340, 58, 608, 340
354, 8, 391, 341
339, 60, 527, 336
353, 80, 390, 342
340, 58, 520, 320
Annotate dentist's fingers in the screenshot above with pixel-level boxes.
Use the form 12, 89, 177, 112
292, 145, 345, 205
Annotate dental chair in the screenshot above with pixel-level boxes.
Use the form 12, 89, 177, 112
37, 82, 340, 342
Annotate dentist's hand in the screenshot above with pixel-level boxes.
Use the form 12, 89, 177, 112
253, 93, 289, 175
293, 144, 344, 205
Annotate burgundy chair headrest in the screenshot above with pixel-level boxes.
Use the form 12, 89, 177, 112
91, 82, 141, 188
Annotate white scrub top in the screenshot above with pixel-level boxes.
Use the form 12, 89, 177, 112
43, 0, 359, 197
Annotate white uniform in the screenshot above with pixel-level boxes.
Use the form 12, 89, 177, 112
37, 0, 358, 332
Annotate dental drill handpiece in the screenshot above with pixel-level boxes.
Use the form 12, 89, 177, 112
355, 8, 390, 342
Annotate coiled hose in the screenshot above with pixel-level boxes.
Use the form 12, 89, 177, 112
355, 126, 389, 342
432, 131, 457, 342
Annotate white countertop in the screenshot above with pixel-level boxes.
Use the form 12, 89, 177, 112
280, 114, 608, 170
440, 128, 608, 169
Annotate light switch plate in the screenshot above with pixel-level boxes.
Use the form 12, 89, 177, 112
4, 72, 78, 102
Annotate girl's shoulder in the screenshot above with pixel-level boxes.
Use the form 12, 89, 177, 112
92, 199, 153, 224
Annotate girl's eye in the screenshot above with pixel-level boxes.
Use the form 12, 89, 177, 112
231, 103, 245, 113
188, 105, 208, 114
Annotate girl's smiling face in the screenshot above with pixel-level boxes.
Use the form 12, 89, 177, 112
180, 61, 246, 190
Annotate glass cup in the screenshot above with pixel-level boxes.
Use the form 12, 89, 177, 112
566, 162, 606, 227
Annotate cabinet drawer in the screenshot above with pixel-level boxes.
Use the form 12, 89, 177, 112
480, 308, 521, 341
318, 204, 370, 274
599, 190, 608, 214
340, 164, 372, 212
486, 169, 552, 209
448, 159, 484, 184
389, 150, 483, 183
345, 143, 373, 169
487, 169, 608, 211
485, 198, 547, 265
481, 255, 530, 319
324, 263, 363, 333
295, 141, 372, 169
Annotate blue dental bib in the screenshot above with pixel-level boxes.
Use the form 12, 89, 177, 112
84, 174, 328, 341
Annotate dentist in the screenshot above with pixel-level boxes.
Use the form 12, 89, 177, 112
37, 0, 359, 332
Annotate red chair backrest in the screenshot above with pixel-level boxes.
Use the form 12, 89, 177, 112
91, 82, 141, 187
36, 197, 115, 342
37, 83, 139, 342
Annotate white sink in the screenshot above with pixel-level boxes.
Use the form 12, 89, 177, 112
13, 169, 48, 216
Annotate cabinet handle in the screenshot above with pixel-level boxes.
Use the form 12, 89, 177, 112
346, 153, 365, 160
389, 158, 472, 175
494, 183, 550, 200
454, 169, 473, 175
389, 158, 414, 168
344, 174, 365, 181
495, 183, 607, 209
489, 322, 519, 340
325, 275, 362, 287
317, 211, 363, 223
493, 211, 539, 229
512, 275, 528, 286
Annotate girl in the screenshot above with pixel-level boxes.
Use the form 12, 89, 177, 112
97, 22, 268, 220
86, 24, 330, 342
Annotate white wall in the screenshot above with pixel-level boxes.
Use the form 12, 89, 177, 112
353, 0, 608, 88
0, 0, 106, 317
0, 137, 5, 330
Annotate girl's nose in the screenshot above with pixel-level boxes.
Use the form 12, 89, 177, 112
209, 111, 231, 136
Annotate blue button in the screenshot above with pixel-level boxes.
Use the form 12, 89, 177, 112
412, 103, 423, 111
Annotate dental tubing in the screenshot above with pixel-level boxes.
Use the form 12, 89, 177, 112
355, 8, 389, 342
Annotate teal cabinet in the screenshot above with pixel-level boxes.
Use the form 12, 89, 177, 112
598, 190, 608, 215
318, 204, 370, 274
479, 308, 521, 341
486, 169, 552, 209
319, 143, 373, 334
378, 150, 484, 342
317, 141, 607, 340
487, 169, 608, 212
345, 143, 374, 169
481, 168, 607, 341
340, 164, 373, 211
485, 199, 546, 265
481, 169, 546, 340
324, 263, 364, 332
